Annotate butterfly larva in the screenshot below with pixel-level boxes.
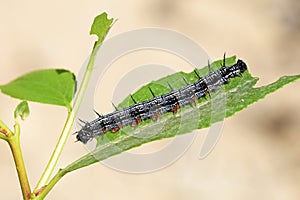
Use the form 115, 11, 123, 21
76, 57, 247, 144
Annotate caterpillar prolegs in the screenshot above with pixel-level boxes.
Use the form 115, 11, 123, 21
76, 56, 247, 144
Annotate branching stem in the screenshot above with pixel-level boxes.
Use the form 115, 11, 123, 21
33, 41, 101, 196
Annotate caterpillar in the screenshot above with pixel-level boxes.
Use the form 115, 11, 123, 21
76, 57, 247, 144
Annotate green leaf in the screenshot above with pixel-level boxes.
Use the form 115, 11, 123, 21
90, 12, 114, 43
0, 69, 76, 109
14, 101, 30, 121
65, 56, 300, 173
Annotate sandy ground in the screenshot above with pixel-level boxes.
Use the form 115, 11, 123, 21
0, 0, 300, 199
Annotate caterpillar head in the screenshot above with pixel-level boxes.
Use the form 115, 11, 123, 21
76, 127, 93, 144
237, 59, 247, 73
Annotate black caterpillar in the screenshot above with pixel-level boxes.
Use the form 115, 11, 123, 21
76, 57, 247, 144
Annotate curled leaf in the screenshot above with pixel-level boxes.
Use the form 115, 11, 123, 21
14, 101, 30, 121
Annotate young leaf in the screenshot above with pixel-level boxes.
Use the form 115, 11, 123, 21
0, 69, 76, 109
65, 56, 300, 173
90, 12, 114, 44
14, 101, 30, 121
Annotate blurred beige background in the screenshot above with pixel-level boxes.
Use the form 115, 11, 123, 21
1, 0, 300, 199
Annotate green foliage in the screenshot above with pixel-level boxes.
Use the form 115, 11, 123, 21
0, 69, 76, 109
63, 56, 300, 173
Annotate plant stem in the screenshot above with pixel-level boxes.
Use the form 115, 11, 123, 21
34, 109, 73, 191
33, 150, 95, 199
34, 13, 114, 196
33, 168, 67, 200
8, 123, 31, 200
34, 42, 101, 193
